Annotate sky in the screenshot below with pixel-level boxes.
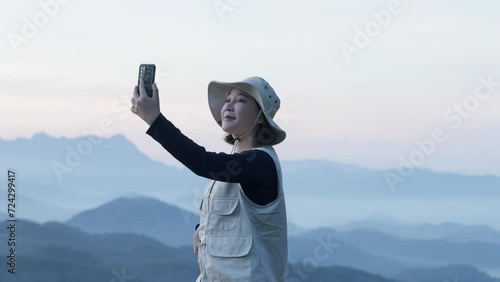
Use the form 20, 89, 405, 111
1, 0, 500, 177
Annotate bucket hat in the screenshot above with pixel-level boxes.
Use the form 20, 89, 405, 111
208, 76, 286, 145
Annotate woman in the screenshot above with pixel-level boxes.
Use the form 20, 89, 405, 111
131, 76, 288, 281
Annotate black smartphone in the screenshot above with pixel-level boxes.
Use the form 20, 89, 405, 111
138, 64, 156, 97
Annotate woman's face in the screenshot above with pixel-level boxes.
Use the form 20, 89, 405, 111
221, 88, 262, 137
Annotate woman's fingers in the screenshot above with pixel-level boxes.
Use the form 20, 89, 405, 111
131, 81, 161, 125
133, 85, 140, 99
139, 79, 147, 97
152, 82, 159, 100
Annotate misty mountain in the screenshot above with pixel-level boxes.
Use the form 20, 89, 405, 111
0, 133, 209, 222
288, 235, 413, 277
66, 196, 313, 246
0, 219, 424, 282
297, 227, 500, 272
2, 217, 499, 281
393, 264, 500, 282
288, 221, 309, 236
64, 195, 412, 276
66, 196, 199, 247
0, 219, 194, 264
0, 219, 199, 282
288, 263, 400, 282
0, 133, 186, 186
2, 132, 500, 229
63, 196, 499, 279
282, 159, 500, 200
337, 218, 500, 245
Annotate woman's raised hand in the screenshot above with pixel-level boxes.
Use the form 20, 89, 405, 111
131, 79, 161, 126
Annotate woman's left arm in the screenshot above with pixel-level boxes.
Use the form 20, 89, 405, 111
132, 81, 276, 186
146, 113, 276, 185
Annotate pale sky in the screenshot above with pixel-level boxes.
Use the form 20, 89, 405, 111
1, 0, 500, 177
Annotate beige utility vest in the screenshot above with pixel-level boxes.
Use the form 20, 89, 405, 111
197, 146, 288, 281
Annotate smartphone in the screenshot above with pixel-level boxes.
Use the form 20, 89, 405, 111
138, 64, 156, 97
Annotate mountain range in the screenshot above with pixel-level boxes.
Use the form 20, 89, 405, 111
62, 196, 500, 279
1, 217, 499, 282
1, 132, 500, 280
1, 132, 499, 230
66, 197, 199, 247
337, 218, 500, 245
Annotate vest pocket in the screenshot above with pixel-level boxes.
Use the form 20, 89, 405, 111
205, 236, 252, 281
210, 198, 238, 215
209, 198, 239, 231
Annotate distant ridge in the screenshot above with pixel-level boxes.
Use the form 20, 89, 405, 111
64, 196, 500, 279
393, 264, 500, 282
1, 132, 499, 230
337, 218, 500, 244
2, 218, 460, 282
295, 227, 500, 273
66, 197, 199, 247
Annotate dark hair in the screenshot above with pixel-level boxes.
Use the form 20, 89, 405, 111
223, 114, 275, 147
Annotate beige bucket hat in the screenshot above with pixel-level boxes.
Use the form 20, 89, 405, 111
208, 76, 286, 145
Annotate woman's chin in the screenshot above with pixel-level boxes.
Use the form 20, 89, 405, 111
222, 129, 239, 139
222, 125, 235, 134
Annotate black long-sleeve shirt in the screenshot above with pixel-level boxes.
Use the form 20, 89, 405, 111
146, 113, 278, 206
